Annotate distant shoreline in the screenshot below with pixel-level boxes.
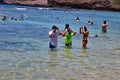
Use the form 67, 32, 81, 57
0, 2, 120, 12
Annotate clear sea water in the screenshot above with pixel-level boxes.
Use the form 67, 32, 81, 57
0, 4, 120, 80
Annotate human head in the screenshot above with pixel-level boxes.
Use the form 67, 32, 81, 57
52, 25, 58, 29
2, 15, 7, 21
103, 20, 107, 24
52, 25, 58, 32
65, 24, 69, 30
88, 21, 91, 23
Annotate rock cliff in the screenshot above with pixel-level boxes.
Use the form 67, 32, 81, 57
0, 0, 4, 3
1, 0, 120, 11
4, 0, 48, 6
50, 0, 120, 11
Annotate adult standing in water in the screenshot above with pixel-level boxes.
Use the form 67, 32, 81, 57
80, 26, 89, 49
49, 25, 62, 49
102, 20, 108, 33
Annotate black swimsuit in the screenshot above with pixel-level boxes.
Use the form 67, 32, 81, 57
83, 33, 88, 43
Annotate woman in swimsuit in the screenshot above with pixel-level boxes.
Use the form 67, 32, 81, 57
80, 26, 89, 49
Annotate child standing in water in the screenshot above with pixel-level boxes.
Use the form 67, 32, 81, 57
80, 26, 89, 49
49, 25, 62, 49
63, 24, 77, 47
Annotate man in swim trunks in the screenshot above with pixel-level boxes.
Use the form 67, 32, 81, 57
102, 20, 108, 33
49, 25, 62, 49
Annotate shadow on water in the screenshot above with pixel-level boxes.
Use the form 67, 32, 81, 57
64, 47, 73, 59
81, 48, 88, 57
48, 49, 58, 66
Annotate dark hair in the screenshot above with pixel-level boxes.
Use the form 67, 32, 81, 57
79, 27, 83, 34
52, 25, 58, 29
65, 24, 69, 30
84, 26, 87, 32
103, 21, 107, 24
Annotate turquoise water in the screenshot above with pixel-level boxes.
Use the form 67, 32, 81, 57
0, 4, 120, 80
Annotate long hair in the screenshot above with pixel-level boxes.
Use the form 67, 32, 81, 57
79, 26, 87, 34
84, 26, 87, 32
65, 24, 69, 30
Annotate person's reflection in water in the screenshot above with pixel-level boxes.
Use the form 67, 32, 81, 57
102, 32, 107, 37
79, 49, 88, 63
48, 50, 58, 66
64, 47, 73, 60
82, 48, 88, 56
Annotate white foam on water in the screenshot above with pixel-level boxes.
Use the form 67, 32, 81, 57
38, 7, 49, 10
16, 8, 27, 11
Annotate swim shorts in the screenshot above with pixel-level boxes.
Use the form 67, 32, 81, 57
49, 42, 56, 49
102, 30, 107, 33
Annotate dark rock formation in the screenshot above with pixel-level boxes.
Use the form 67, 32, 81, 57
3, 0, 48, 6
0, 0, 4, 3
0, 0, 120, 11
49, 0, 120, 11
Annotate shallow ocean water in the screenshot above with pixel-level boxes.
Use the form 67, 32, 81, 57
0, 4, 120, 80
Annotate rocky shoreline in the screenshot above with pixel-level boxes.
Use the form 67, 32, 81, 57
48, 0, 120, 11
0, 0, 120, 11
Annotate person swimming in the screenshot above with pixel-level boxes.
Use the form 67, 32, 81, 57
76, 17, 80, 22
2, 15, 7, 21
87, 21, 93, 26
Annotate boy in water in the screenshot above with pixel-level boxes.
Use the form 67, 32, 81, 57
49, 25, 62, 49
80, 26, 89, 49
63, 24, 77, 47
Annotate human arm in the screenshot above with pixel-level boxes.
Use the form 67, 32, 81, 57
49, 31, 54, 38
57, 27, 62, 35
79, 27, 84, 34
83, 31, 89, 36
62, 31, 67, 37
72, 31, 77, 35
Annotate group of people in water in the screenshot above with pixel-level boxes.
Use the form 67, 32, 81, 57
49, 23, 89, 49
1, 15, 24, 21
1, 15, 108, 50
49, 20, 108, 50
